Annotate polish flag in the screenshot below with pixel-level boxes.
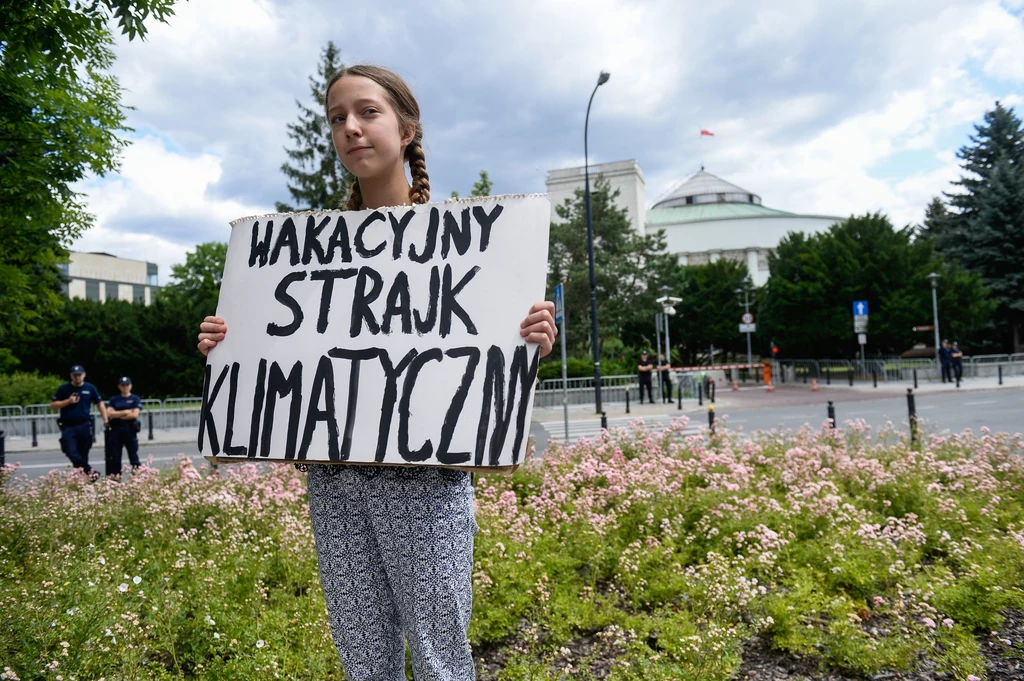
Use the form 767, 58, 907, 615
700, 129, 715, 137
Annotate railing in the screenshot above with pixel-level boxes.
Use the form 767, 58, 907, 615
533, 372, 703, 408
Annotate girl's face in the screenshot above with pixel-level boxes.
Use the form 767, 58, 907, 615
327, 75, 412, 182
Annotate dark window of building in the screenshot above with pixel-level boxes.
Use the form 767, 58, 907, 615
147, 262, 159, 287
105, 281, 119, 301
86, 280, 100, 301
133, 285, 145, 303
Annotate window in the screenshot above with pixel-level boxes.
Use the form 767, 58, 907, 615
105, 281, 119, 301
133, 285, 145, 303
147, 262, 159, 287
86, 280, 100, 301
58, 263, 69, 275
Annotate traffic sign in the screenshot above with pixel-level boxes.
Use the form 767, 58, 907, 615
858, 333, 867, 345
853, 300, 869, 316
854, 318, 868, 333
741, 312, 754, 325
739, 323, 756, 333
553, 283, 564, 324
912, 325, 935, 332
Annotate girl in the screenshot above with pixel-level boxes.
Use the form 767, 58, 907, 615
197, 64, 556, 681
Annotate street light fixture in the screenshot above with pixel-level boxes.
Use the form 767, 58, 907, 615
735, 277, 755, 365
585, 70, 610, 428
927, 272, 941, 362
656, 284, 682, 374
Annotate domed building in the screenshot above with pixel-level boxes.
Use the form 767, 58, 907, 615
545, 161, 843, 287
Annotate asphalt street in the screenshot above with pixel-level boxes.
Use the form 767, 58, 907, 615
5, 388, 1021, 482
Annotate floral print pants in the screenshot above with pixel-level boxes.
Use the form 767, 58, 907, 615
306, 464, 478, 681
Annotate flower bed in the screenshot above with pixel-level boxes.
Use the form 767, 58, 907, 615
2, 419, 1023, 680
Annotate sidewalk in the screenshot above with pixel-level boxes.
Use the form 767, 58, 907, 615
3, 428, 197, 454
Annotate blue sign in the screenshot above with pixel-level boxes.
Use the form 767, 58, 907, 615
853, 300, 869, 316
553, 283, 564, 324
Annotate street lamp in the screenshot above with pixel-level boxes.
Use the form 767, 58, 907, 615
734, 277, 755, 365
585, 70, 610, 428
656, 285, 681, 382
927, 272, 941, 361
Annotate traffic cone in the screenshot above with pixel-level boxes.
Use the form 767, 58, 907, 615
732, 380, 739, 391
767, 381, 774, 393
812, 378, 818, 392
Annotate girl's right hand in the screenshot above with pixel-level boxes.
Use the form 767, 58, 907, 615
197, 316, 227, 357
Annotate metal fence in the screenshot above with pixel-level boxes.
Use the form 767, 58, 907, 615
533, 372, 703, 408
0, 398, 206, 441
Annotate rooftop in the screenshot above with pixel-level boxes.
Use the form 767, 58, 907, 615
652, 169, 761, 209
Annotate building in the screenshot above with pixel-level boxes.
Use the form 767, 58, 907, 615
545, 159, 646, 234
61, 251, 160, 305
545, 161, 843, 287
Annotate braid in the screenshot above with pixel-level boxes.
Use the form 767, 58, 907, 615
346, 179, 363, 211
407, 139, 430, 205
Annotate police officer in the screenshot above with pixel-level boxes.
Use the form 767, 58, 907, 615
637, 351, 655, 404
50, 364, 108, 479
938, 339, 953, 383
658, 352, 673, 403
107, 376, 143, 473
951, 342, 964, 384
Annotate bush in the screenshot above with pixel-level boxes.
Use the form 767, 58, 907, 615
0, 370, 63, 406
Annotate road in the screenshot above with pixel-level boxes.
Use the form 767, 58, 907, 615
5, 388, 1021, 481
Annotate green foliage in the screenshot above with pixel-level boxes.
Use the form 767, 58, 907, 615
0, 371, 63, 406
450, 170, 494, 199
275, 41, 352, 212
0, 0, 179, 342
760, 213, 994, 357
547, 176, 681, 357
664, 259, 751, 365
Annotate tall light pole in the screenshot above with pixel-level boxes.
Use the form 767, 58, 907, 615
734, 277, 756, 365
928, 272, 941, 361
656, 285, 681, 400
585, 70, 610, 428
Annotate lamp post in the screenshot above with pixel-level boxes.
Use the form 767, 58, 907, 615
585, 70, 610, 428
927, 272, 941, 361
735, 277, 755, 365
656, 285, 681, 399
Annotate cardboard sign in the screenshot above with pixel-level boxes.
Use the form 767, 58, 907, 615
199, 195, 550, 469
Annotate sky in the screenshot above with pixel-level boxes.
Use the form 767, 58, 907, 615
71, 0, 1024, 285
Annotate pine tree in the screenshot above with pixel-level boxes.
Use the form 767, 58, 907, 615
275, 41, 351, 212
917, 196, 952, 242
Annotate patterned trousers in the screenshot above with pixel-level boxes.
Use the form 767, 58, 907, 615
306, 464, 478, 681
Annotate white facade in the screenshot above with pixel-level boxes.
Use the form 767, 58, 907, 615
63, 252, 159, 305
545, 159, 646, 234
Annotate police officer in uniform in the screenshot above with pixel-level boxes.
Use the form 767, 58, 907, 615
107, 376, 143, 473
938, 339, 953, 383
951, 342, 964, 384
50, 364, 108, 479
637, 351, 655, 404
658, 352, 673, 403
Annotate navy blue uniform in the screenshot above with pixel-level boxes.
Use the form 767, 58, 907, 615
52, 382, 102, 472
108, 394, 143, 468
939, 346, 953, 383
637, 357, 655, 404
658, 359, 673, 402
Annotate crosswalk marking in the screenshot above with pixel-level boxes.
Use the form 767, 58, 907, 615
539, 414, 702, 441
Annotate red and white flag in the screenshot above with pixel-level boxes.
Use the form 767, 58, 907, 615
700, 129, 715, 137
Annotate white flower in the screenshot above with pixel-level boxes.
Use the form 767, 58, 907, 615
213, 632, 220, 639
256, 640, 266, 649
204, 616, 215, 626
132, 576, 141, 585
98, 557, 105, 565
117, 583, 128, 593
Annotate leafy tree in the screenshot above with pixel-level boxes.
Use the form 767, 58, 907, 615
759, 213, 993, 358
0, 0, 179, 344
450, 170, 493, 199
276, 41, 351, 212
547, 176, 681, 359
664, 259, 752, 365
158, 242, 227, 309
938, 102, 1024, 351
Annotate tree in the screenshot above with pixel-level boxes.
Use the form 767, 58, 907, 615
158, 242, 228, 309
759, 213, 993, 358
916, 196, 952, 242
547, 176, 681, 358
275, 41, 351, 212
450, 170, 493, 199
938, 102, 1024, 351
665, 259, 752, 365
0, 0, 178, 344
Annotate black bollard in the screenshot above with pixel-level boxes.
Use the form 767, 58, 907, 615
848, 370, 854, 387
803, 370, 808, 384
907, 388, 918, 448
913, 368, 918, 390
827, 401, 836, 431
677, 382, 683, 410
826, 367, 831, 385
872, 369, 877, 388
600, 412, 608, 430
999, 365, 1003, 385
708, 406, 715, 433
32, 418, 38, 448
0, 429, 5, 467
956, 374, 961, 389
698, 382, 703, 406
148, 411, 154, 441
711, 380, 716, 403
625, 386, 630, 414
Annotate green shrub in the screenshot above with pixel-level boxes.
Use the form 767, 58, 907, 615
0, 370, 63, 406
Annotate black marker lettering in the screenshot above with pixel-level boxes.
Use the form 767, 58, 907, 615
311, 268, 357, 334
441, 207, 472, 259
267, 271, 307, 336
327, 348, 381, 461
472, 204, 503, 252
354, 210, 386, 258
414, 266, 440, 335
475, 346, 506, 466
269, 217, 300, 266
249, 220, 273, 268
382, 271, 412, 335
440, 264, 481, 337
409, 207, 439, 263
246, 359, 267, 459
326, 216, 352, 263
260, 360, 303, 459
436, 346, 480, 465
222, 362, 246, 456
298, 355, 340, 461
349, 266, 383, 337
508, 345, 540, 464
397, 348, 443, 462
198, 363, 229, 455
375, 349, 418, 462
302, 215, 332, 265
389, 209, 416, 260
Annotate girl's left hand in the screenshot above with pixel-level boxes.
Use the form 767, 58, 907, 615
520, 301, 557, 358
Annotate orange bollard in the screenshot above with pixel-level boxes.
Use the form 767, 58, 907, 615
767, 381, 774, 393
732, 380, 739, 391
812, 378, 818, 392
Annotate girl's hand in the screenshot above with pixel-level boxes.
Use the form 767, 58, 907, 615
197, 316, 227, 357
520, 301, 557, 359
